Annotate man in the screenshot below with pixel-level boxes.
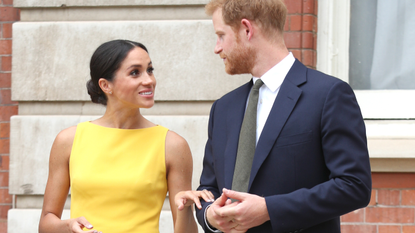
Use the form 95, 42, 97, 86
196, 0, 372, 233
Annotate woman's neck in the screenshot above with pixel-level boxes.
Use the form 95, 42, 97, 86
95, 104, 154, 129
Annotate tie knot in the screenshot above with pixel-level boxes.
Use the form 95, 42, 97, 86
253, 79, 264, 91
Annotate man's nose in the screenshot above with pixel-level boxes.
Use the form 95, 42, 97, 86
214, 39, 222, 54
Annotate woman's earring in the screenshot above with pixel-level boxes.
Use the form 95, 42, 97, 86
109, 91, 112, 94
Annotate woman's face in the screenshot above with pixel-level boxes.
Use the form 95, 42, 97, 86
110, 47, 156, 109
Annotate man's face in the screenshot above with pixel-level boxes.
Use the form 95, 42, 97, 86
212, 9, 255, 75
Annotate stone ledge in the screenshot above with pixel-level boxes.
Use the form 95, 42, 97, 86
370, 158, 415, 173
365, 120, 415, 171
20, 5, 210, 22
368, 139, 415, 159
8, 209, 70, 233
14, 0, 209, 8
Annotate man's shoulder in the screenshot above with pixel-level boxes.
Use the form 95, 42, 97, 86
298, 65, 348, 91
216, 81, 251, 103
306, 68, 341, 82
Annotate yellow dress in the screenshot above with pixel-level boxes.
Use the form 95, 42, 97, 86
69, 122, 168, 233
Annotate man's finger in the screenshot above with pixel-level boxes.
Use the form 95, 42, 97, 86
214, 192, 228, 206
223, 198, 233, 207
223, 188, 247, 202
216, 201, 239, 217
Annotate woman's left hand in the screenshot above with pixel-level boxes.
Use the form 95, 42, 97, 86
175, 189, 215, 210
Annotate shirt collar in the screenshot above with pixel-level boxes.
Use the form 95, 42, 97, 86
252, 52, 296, 92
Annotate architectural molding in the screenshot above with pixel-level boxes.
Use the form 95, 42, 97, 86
317, 0, 350, 82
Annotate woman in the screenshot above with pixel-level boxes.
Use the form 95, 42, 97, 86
38, 39, 214, 233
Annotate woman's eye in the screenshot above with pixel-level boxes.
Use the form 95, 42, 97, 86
131, 70, 139, 76
147, 67, 154, 74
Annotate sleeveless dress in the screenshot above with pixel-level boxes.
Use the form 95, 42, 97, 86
69, 121, 168, 233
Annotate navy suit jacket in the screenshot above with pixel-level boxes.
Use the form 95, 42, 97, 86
196, 60, 372, 233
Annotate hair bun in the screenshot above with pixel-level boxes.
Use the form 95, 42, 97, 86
86, 79, 107, 105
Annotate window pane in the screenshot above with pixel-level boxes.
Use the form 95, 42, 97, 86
349, 0, 415, 90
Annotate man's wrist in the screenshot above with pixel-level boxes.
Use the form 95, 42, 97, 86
204, 204, 222, 232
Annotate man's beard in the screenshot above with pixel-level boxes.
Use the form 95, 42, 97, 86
223, 41, 256, 75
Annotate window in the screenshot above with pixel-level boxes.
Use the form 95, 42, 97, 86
350, 0, 415, 90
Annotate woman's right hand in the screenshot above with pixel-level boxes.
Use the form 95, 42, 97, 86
68, 217, 101, 233
175, 189, 215, 210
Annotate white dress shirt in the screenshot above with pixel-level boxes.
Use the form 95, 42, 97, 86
252, 52, 295, 143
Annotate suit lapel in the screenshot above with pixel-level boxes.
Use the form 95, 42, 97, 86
224, 81, 253, 189
248, 60, 307, 191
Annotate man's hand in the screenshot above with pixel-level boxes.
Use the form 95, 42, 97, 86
206, 192, 243, 232
213, 188, 270, 232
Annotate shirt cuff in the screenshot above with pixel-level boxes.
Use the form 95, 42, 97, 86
204, 204, 222, 233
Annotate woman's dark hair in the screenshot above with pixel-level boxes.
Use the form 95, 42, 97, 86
87, 39, 148, 105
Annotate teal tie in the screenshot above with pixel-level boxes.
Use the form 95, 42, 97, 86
232, 79, 264, 193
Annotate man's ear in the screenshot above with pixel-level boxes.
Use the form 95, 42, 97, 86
98, 78, 112, 94
240, 19, 254, 40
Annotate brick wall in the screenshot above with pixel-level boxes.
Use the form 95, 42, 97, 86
0, 0, 19, 232
342, 173, 415, 233
284, 0, 317, 69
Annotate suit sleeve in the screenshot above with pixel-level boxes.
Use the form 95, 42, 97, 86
196, 101, 222, 232
265, 81, 372, 232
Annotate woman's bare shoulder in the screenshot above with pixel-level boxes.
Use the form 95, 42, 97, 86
50, 125, 78, 161
165, 130, 189, 153
54, 125, 77, 145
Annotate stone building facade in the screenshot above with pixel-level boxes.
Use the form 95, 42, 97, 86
1, 0, 415, 233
